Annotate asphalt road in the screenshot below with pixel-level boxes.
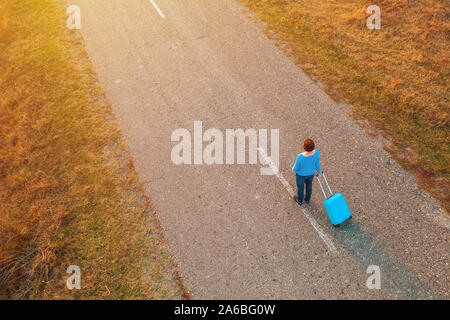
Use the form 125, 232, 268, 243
72, 0, 448, 299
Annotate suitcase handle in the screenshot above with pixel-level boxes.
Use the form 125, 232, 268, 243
316, 171, 334, 200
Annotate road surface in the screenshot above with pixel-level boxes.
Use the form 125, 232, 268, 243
72, 0, 448, 299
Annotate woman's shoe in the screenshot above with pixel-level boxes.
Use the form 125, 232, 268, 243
293, 195, 303, 206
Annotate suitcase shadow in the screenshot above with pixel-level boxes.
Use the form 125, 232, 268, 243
305, 202, 438, 299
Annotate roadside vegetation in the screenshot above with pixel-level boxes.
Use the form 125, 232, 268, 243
241, 0, 449, 212
0, 0, 186, 299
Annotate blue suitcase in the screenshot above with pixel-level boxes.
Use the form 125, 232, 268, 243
317, 172, 352, 227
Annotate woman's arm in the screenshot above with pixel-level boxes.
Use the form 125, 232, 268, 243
292, 155, 301, 173
315, 150, 321, 174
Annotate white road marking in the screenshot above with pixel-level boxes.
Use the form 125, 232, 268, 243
149, 0, 165, 19
258, 148, 337, 254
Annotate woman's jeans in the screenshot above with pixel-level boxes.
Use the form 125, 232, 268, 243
296, 174, 315, 204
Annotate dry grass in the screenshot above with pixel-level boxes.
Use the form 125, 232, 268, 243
241, 0, 449, 212
0, 0, 186, 299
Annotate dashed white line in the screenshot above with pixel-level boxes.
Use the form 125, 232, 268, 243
149, 0, 165, 19
258, 148, 337, 254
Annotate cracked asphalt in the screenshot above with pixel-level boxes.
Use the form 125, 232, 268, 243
71, 0, 449, 299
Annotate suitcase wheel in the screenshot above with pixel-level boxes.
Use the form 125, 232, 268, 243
333, 223, 341, 228
349, 216, 352, 220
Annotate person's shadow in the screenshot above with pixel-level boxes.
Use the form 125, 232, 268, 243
305, 201, 438, 299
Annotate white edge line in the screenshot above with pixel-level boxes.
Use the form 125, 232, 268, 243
150, 0, 165, 19
257, 148, 337, 254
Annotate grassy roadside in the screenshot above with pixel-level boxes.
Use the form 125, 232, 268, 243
240, 0, 449, 212
0, 0, 187, 299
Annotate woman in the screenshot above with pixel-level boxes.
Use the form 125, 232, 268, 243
292, 138, 321, 206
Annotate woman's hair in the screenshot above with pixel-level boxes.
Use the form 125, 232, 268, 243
303, 138, 315, 152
